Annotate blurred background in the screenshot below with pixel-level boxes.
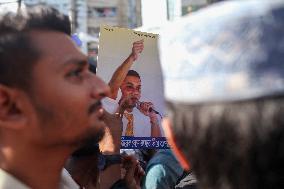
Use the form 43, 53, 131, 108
0, 0, 221, 68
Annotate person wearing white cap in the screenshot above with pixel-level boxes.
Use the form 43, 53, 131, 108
159, 0, 284, 189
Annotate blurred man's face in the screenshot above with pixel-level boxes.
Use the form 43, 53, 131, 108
25, 31, 109, 147
120, 76, 141, 108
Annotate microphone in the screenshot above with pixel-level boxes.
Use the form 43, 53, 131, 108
136, 101, 160, 115
149, 107, 160, 115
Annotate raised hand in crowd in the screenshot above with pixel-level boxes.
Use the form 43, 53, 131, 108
123, 155, 145, 189
99, 110, 124, 155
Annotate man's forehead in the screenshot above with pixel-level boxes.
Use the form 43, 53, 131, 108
29, 30, 77, 54
29, 30, 86, 65
123, 76, 141, 85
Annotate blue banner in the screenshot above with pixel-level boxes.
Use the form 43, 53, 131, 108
121, 136, 170, 149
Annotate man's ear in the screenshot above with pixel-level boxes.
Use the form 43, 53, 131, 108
162, 117, 190, 171
0, 85, 27, 130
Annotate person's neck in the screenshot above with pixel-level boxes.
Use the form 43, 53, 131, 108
125, 107, 134, 113
0, 143, 74, 189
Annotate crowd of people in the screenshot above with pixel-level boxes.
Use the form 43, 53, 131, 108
0, 0, 283, 189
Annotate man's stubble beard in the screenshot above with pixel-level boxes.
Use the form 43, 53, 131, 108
78, 124, 105, 148
29, 96, 106, 148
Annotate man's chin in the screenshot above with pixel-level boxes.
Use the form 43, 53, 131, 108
71, 128, 105, 157
129, 104, 136, 109
128, 100, 137, 108
79, 126, 106, 147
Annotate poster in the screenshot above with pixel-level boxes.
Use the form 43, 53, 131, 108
97, 26, 168, 149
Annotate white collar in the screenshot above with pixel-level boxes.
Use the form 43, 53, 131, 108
0, 168, 30, 189
0, 168, 80, 189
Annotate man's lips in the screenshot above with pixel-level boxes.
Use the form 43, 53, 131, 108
88, 101, 103, 115
130, 97, 138, 102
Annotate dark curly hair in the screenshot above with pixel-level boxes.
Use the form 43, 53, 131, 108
167, 95, 284, 189
126, 69, 140, 79
0, 5, 71, 92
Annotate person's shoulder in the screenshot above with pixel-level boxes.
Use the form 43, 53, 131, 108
143, 164, 171, 189
0, 168, 30, 189
60, 168, 80, 189
175, 171, 198, 189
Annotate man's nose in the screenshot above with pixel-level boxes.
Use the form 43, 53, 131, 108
133, 89, 140, 96
90, 75, 110, 99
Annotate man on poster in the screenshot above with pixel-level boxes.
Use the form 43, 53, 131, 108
103, 40, 162, 138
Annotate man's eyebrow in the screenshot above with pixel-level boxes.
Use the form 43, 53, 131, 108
125, 82, 141, 88
126, 82, 134, 85
62, 58, 88, 68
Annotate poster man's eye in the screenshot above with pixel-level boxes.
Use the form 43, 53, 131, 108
126, 86, 134, 90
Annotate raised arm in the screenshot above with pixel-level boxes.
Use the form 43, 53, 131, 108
108, 40, 144, 100
98, 110, 123, 189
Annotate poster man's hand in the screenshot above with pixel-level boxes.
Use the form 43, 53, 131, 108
137, 101, 156, 117
131, 39, 144, 61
